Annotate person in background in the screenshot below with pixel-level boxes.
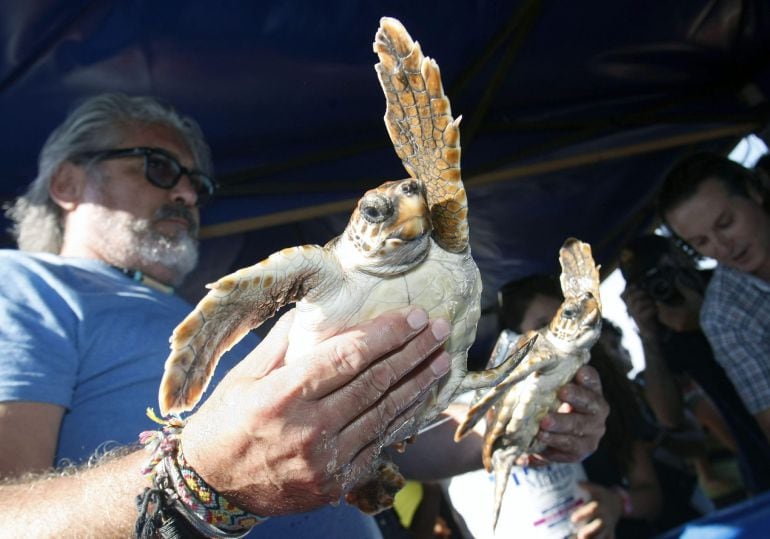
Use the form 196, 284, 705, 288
620, 233, 770, 498
657, 152, 770, 445
0, 93, 609, 537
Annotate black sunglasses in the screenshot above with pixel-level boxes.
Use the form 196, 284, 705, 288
73, 147, 217, 206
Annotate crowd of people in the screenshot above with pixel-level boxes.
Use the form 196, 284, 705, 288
0, 91, 768, 538
405, 150, 770, 537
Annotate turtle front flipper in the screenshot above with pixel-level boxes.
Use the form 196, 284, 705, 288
457, 334, 537, 392
159, 244, 335, 416
559, 238, 601, 308
373, 17, 468, 253
454, 335, 557, 442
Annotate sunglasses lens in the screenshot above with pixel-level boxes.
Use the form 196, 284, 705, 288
190, 174, 216, 205
143, 149, 215, 206
145, 152, 181, 188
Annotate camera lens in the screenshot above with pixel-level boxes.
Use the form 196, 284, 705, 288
646, 275, 674, 302
641, 267, 682, 305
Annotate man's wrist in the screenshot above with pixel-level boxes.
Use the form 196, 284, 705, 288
136, 411, 267, 538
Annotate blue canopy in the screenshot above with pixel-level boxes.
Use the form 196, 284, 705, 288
2, 1, 769, 357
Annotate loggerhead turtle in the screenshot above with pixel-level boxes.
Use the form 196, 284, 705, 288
454, 238, 602, 529
158, 16, 534, 514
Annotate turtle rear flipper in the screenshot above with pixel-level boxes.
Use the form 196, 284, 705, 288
374, 17, 468, 253
159, 245, 333, 416
491, 450, 517, 531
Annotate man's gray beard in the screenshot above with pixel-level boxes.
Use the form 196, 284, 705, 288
89, 205, 199, 285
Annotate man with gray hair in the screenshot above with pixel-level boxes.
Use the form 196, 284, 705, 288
0, 93, 608, 537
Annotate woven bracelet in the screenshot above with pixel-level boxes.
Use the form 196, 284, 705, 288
136, 409, 267, 538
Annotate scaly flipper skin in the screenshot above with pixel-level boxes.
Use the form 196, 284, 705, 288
159, 245, 337, 416
560, 237, 602, 310
374, 17, 468, 253
453, 333, 551, 441
455, 238, 602, 530
457, 333, 538, 393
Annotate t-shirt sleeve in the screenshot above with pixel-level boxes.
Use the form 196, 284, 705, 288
0, 257, 78, 407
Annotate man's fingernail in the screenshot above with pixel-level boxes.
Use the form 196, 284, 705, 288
431, 318, 450, 341
430, 351, 451, 376
407, 308, 428, 330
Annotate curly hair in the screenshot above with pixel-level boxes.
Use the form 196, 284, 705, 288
5, 93, 212, 253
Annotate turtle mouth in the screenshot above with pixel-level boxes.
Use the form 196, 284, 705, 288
392, 215, 431, 241
389, 180, 430, 241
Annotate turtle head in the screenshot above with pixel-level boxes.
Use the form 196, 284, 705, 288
341, 178, 432, 274
547, 292, 602, 348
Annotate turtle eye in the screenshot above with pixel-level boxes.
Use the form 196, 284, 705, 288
360, 195, 394, 223
561, 302, 580, 319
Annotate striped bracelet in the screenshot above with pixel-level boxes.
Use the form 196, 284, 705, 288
136, 409, 267, 538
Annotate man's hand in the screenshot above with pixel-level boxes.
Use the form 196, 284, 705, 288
181, 306, 451, 518
526, 365, 609, 464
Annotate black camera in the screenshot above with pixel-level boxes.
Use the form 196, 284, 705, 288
619, 236, 686, 306
637, 266, 683, 305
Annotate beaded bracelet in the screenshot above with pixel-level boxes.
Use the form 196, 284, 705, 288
136, 409, 267, 538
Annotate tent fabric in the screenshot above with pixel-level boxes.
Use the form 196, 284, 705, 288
2, 1, 770, 359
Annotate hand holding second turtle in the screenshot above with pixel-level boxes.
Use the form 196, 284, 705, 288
180, 306, 451, 517
524, 366, 609, 466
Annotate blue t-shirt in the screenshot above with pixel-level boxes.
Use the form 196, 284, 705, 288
0, 250, 381, 538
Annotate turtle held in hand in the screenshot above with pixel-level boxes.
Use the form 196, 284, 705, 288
158, 16, 534, 514
454, 238, 602, 529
